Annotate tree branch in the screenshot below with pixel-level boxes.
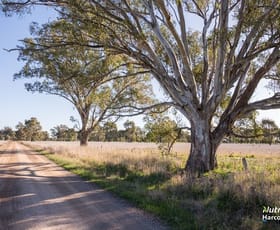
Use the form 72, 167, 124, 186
243, 93, 280, 113
229, 129, 280, 139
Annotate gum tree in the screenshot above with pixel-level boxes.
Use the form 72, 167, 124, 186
51, 125, 77, 141
13, 20, 155, 146
2, 0, 280, 174
15, 117, 45, 141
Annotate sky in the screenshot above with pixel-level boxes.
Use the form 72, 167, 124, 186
0, 7, 79, 132
0, 6, 279, 133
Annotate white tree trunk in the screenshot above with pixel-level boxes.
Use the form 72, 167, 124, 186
185, 119, 218, 175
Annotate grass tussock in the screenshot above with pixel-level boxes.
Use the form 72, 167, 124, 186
26, 141, 280, 230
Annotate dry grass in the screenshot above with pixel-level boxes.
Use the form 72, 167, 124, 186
30, 141, 184, 175
26, 141, 280, 229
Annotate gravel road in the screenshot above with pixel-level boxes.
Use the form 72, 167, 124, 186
0, 142, 168, 230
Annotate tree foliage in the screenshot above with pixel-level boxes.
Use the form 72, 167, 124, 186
144, 114, 189, 155
15, 117, 47, 141
0, 127, 15, 140
103, 121, 118, 142
51, 124, 77, 141
13, 18, 156, 146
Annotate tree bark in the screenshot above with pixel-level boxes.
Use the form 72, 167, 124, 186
185, 120, 218, 176
79, 130, 89, 146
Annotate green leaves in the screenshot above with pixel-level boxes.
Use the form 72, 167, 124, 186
15, 117, 45, 141
145, 115, 178, 143
14, 14, 155, 145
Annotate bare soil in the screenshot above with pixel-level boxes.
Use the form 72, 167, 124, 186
0, 142, 168, 230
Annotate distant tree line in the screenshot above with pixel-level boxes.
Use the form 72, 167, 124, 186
228, 113, 280, 144
1, 114, 279, 146
0, 116, 190, 144
0, 117, 48, 141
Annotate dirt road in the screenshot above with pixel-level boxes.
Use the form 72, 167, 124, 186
0, 142, 167, 230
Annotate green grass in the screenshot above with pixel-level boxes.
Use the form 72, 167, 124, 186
32, 145, 280, 230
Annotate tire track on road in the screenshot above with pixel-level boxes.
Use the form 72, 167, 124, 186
0, 142, 168, 230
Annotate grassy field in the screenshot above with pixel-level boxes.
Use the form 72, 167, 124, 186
24, 141, 280, 229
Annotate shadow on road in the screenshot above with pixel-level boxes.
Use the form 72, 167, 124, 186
0, 142, 166, 230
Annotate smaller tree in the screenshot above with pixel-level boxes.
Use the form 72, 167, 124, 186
89, 125, 105, 142
39, 131, 49, 141
144, 115, 184, 155
103, 121, 118, 142
134, 126, 145, 142
23, 117, 43, 141
123, 120, 137, 142
51, 125, 77, 141
15, 122, 26, 140
15, 117, 45, 141
0, 127, 15, 140
261, 119, 279, 144
15, 20, 156, 146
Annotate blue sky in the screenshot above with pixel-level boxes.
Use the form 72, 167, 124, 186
0, 7, 79, 132
0, 7, 279, 133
